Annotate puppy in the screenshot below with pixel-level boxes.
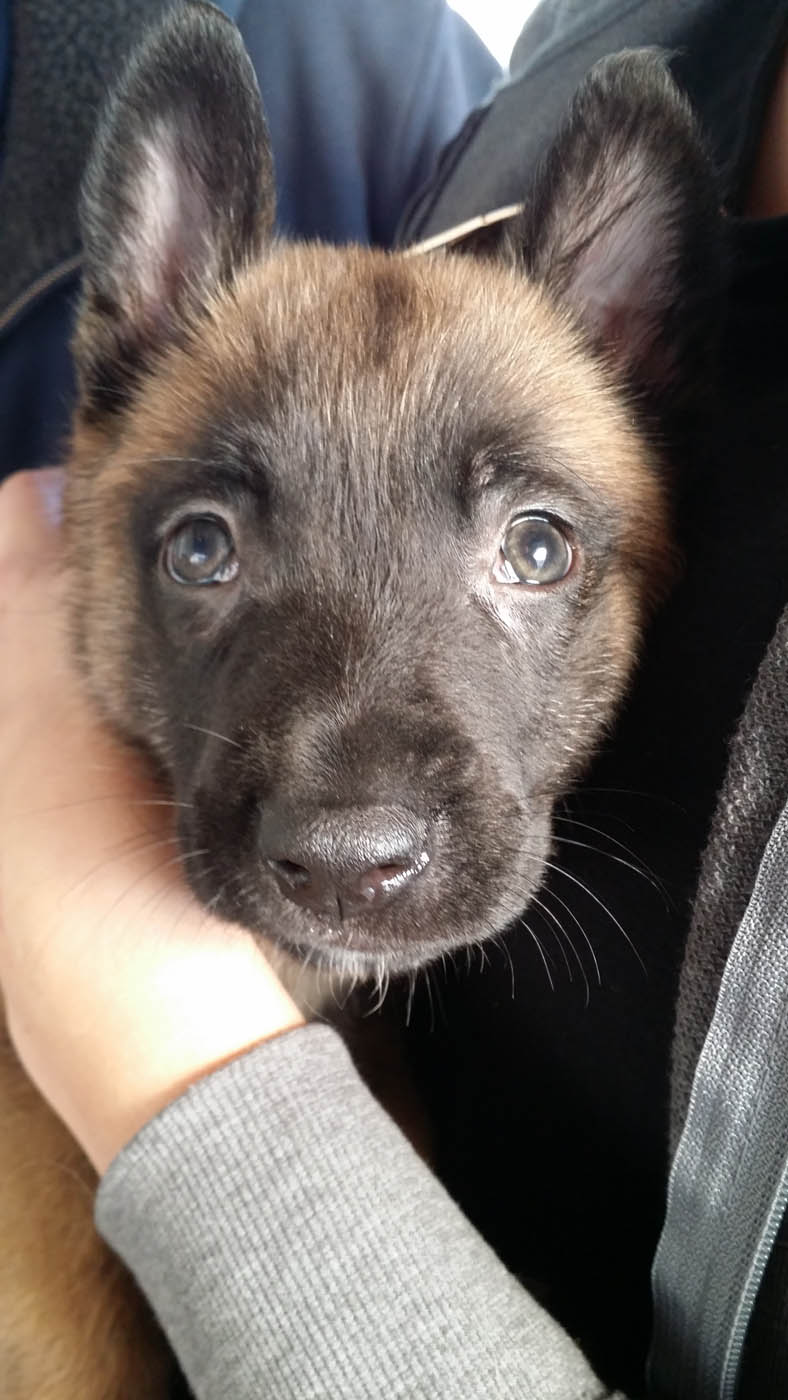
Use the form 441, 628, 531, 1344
0, 4, 722, 1395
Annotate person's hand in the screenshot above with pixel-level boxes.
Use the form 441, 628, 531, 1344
0, 469, 303, 1174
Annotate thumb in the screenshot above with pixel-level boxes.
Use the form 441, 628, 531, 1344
0, 468, 65, 564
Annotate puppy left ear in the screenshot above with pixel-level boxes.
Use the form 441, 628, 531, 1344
514, 50, 724, 423
75, 2, 275, 420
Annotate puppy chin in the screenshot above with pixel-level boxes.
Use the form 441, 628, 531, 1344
251, 859, 551, 982
249, 907, 462, 978
180, 804, 554, 984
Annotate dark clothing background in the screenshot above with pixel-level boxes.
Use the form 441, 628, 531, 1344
0, 0, 498, 474
397, 4, 788, 1393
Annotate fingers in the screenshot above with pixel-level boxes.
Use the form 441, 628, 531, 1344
0, 469, 67, 628
0, 467, 65, 556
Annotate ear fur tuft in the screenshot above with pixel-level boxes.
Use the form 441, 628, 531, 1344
75, 2, 275, 420
513, 50, 724, 423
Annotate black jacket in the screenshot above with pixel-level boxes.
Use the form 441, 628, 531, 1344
398, 4, 788, 1396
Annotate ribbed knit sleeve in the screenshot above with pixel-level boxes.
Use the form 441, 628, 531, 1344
96, 1024, 623, 1400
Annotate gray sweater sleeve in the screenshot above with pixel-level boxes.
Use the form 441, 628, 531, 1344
95, 1024, 625, 1400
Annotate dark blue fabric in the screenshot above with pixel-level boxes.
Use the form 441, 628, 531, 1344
0, 0, 498, 476
1, 278, 79, 472
237, 0, 499, 246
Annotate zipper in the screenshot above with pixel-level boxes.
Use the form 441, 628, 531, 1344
720, 1156, 788, 1398
649, 798, 788, 1399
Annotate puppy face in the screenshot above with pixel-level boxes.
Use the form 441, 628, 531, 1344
65, 7, 720, 975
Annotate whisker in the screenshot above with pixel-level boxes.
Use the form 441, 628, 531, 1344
570, 784, 686, 814
542, 858, 646, 974
202, 883, 226, 916
519, 918, 555, 991
144, 455, 227, 468
555, 815, 674, 912
423, 965, 435, 1032
492, 934, 517, 1000
166, 867, 217, 937
531, 896, 575, 982
129, 798, 194, 810
551, 831, 665, 895
369, 959, 390, 1015
532, 892, 591, 1006
405, 970, 417, 1028
93, 849, 200, 934
539, 885, 602, 989
554, 813, 652, 868
182, 722, 243, 750
122, 846, 211, 925
60, 832, 182, 903
12, 794, 161, 818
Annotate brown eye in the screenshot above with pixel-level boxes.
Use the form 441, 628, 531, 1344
495, 514, 573, 586
164, 517, 238, 585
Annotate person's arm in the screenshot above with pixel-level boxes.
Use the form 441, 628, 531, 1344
0, 468, 304, 1174
0, 469, 625, 1399
99, 1025, 624, 1400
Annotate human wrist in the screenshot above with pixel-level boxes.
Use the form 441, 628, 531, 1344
6, 895, 304, 1175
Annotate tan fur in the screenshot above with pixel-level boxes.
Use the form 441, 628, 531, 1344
3, 246, 672, 1397
0, 1022, 174, 1400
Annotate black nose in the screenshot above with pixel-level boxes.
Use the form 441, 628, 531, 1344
259, 805, 430, 918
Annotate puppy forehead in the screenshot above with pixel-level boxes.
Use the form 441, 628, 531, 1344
199, 244, 566, 458
220, 243, 549, 377
112, 243, 652, 522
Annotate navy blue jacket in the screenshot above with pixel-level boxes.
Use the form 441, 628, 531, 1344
0, 0, 498, 473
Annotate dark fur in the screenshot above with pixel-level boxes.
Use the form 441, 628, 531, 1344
2, 4, 723, 1394
65, 9, 721, 983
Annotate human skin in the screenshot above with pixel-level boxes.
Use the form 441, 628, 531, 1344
0, 469, 304, 1175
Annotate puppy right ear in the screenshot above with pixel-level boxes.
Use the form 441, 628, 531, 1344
75, 2, 275, 421
512, 51, 724, 429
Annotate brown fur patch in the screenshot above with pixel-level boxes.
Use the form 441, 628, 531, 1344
0, 1024, 175, 1399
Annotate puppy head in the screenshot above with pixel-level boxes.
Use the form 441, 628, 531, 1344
65, 5, 721, 974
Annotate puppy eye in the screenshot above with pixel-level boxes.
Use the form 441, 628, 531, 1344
164, 517, 239, 585
494, 514, 573, 586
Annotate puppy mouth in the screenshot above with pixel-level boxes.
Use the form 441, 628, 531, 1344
276, 935, 448, 978
178, 784, 552, 974
221, 839, 550, 976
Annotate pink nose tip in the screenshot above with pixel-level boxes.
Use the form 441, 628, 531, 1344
260, 806, 431, 918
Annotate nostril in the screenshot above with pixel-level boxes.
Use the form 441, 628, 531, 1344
356, 850, 430, 905
357, 862, 406, 903
266, 858, 310, 890
260, 806, 432, 917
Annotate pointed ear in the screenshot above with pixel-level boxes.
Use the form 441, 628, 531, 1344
75, 2, 275, 420
513, 51, 723, 422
